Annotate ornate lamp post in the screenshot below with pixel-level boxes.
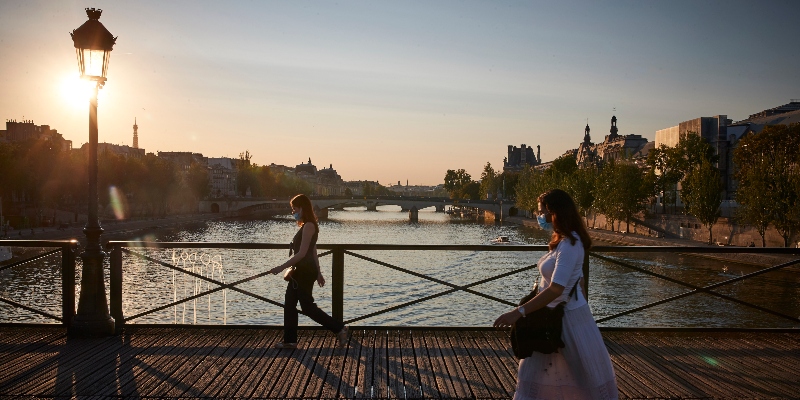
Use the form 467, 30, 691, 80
69, 8, 117, 335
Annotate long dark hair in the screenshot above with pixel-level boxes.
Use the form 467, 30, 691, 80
290, 194, 319, 234
538, 189, 591, 251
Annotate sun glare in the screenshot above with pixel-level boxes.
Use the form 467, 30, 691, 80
59, 74, 94, 109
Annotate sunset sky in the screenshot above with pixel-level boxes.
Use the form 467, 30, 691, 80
1, 1, 798, 185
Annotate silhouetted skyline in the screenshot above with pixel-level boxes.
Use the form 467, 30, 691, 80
1, 0, 798, 184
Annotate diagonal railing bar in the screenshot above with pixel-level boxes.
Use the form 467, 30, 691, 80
0, 296, 62, 322
121, 248, 302, 322
0, 249, 61, 272
318, 250, 332, 257
591, 252, 800, 323
344, 250, 523, 306
343, 263, 537, 324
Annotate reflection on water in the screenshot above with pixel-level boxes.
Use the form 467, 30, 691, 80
1, 205, 798, 328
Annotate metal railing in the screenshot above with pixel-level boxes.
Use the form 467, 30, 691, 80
105, 242, 800, 333
0, 240, 78, 326
2, 240, 798, 332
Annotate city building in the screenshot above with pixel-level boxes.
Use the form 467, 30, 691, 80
88, 142, 145, 158
294, 158, 345, 196
208, 157, 239, 198
157, 151, 207, 173
0, 119, 72, 151
503, 144, 541, 172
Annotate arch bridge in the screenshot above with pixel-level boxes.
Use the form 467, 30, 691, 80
199, 196, 516, 222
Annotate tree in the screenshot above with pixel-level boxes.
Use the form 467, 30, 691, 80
734, 123, 800, 247
479, 162, 498, 200
188, 163, 211, 200
443, 169, 472, 199
646, 144, 683, 213
567, 165, 597, 224
594, 160, 649, 232
682, 159, 722, 244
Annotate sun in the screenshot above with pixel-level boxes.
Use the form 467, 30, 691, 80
59, 74, 94, 109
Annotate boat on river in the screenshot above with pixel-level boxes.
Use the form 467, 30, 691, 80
489, 236, 523, 245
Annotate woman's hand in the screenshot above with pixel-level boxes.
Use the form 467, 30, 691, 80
493, 309, 521, 328
317, 272, 326, 287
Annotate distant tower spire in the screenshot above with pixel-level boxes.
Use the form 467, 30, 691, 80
584, 122, 591, 143
133, 118, 139, 149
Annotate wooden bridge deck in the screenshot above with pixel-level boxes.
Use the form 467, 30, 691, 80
0, 326, 797, 399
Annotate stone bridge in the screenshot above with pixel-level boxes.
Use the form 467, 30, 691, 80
199, 196, 516, 222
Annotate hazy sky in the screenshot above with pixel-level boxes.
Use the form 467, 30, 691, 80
1, 1, 798, 185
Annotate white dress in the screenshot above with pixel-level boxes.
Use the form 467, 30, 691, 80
514, 234, 618, 400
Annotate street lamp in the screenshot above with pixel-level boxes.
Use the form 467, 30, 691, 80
69, 8, 117, 336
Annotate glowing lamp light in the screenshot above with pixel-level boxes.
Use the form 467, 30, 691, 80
70, 8, 117, 84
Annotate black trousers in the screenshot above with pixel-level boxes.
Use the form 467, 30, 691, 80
283, 278, 344, 343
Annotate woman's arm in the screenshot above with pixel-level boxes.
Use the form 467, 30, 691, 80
269, 224, 315, 274
492, 283, 565, 328
314, 246, 325, 287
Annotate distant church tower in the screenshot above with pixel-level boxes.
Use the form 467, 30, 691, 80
608, 115, 619, 140
583, 123, 592, 144
133, 118, 139, 149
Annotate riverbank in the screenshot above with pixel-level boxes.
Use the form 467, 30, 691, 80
1, 213, 225, 242
503, 215, 799, 267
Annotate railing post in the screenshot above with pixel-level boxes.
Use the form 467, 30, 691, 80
332, 246, 344, 322
110, 243, 123, 334
61, 242, 76, 328
582, 251, 589, 300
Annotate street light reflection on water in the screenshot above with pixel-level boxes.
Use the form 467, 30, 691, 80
1, 205, 799, 328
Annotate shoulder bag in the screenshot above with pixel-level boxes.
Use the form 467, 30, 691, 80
510, 281, 579, 359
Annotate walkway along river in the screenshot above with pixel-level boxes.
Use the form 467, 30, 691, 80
1, 205, 799, 328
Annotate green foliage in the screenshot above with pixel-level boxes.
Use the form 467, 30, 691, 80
443, 169, 473, 199
734, 123, 800, 247
479, 162, 498, 200
682, 159, 722, 244
594, 160, 649, 231
646, 144, 683, 213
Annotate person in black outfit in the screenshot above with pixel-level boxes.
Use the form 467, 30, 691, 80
269, 194, 349, 349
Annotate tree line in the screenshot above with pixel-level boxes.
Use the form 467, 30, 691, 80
0, 142, 314, 226
445, 124, 800, 247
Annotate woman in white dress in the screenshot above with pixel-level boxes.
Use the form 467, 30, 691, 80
494, 189, 618, 400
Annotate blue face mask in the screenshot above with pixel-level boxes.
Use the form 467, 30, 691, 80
537, 214, 553, 231
293, 210, 303, 221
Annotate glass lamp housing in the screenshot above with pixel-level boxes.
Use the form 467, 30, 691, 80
71, 8, 116, 82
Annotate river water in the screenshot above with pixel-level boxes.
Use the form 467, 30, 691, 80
2, 206, 799, 328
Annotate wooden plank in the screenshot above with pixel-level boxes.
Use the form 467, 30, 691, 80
605, 331, 692, 398
2, 334, 120, 395
71, 329, 179, 397
372, 329, 389, 399
444, 330, 489, 399
300, 332, 336, 399
0, 327, 63, 367
143, 329, 228, 397
480, 330, 520, 384
51, 329, 167, 397
321, 330, 355, 399
263, 329, 319, 399
353, 328, 375, 399
399, 330, 422, 399
675, 333, 796, 398
410, 329, 439, 399
297, 331, 334, 398
223, 330, 285, 398
433, 330, 470, 398
422, 329, 457, 398
201, 329, 277, 398
386, 329, 403, 398
460, 330, 515, 398
0, 329, 65, 383
113, 328, 214, 397
643, 333, 748, 398
602, 333, 667, 399
176, 329, 252, 398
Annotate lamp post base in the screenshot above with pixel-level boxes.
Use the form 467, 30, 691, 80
70, 314, 115, 336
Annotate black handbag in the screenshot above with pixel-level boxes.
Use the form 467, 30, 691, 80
510, 282, 579, 359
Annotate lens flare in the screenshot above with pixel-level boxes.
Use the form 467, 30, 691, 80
108, 186, 127, 220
